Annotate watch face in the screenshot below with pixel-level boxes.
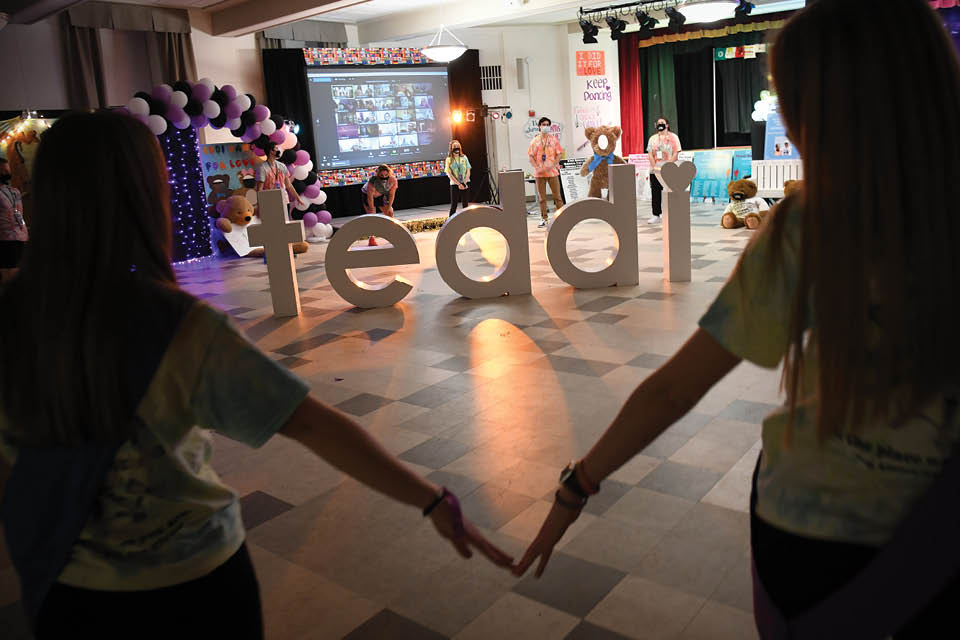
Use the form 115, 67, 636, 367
559, 464, 576, 483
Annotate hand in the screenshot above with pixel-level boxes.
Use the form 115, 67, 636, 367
512, 493, 582, 578
458, 184, 467, 190
429, 495, 514, 568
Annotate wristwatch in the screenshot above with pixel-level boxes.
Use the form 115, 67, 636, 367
559, 461, 590, 503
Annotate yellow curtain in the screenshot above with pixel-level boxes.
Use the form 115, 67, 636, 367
637, 19, 787, 48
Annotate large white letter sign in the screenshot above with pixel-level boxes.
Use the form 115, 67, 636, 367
324, 214, 420, 308
248, 189, 306, 317
656, 161, 696, 283
545, 163, 639, 289
434, 170, 531, 299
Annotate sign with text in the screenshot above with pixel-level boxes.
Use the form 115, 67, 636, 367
763, 111, 800, 161
200, 143, 262, 217
576, 51, 606, 76
558, 158, 591, 202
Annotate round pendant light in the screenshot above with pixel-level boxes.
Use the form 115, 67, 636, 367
421, 25, 467, 63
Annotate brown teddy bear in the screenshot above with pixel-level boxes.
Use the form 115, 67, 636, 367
721, 179, 770, 230
783, 179, 803, 199
233, 169, 258, 207
580, 125, 625, 198
213, 195, 309, 258
207, 174, 232, 218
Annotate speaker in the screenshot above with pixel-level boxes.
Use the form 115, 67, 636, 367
516, 58, 527, 91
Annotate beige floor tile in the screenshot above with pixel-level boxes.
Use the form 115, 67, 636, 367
454, 592, 580, 640
497, 500, 599, 549
608, 454, 661, 485
669, 436, 752, 474
678, 601, 759, 640
586, 576, 706, 640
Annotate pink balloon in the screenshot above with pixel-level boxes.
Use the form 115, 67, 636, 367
316, 210, 332, 225
303, 184, 320, 199
269, 130, 287, 144
225, 101, 242, 119
252, 146, 266, 157
192, 83, 212, 103
281, 132, 298, 150
221, 84, 237, 101
294, 150, 310, 166
302, 212, 318, 228
252, 104, 270, 122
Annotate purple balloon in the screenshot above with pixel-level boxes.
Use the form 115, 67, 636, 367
316, 210, 332, 225
302, 212, 318, 228
221, 84, 237, 101
303, 184, 321, 200
252, 104, 270, 122
165, 104, 186, 124
269, 130, 287, 145
114, 106, 130, 116
285, 163, 295, 174
246, 123, 262, 140
225, 101, 242, 119
151, 84, 172, 102
190, 114, 209, 129
192, 83, 212, 103
294, 150, 310, 166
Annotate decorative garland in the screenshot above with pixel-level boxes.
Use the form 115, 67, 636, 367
114, 78, 328, 218
403, 216, 447, 234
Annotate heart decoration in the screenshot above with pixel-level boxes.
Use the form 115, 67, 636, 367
659, 161, 697, 192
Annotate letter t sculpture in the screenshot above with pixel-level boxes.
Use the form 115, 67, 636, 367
248, 190, 306, 317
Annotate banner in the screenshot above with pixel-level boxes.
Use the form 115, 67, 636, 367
714, 43, 768, 61
763, 111, 800, 160
628, 154, 652, 201
558, 158, 592, 202
0, 117, 51, 200
200, 143, 263, 218
303, 47, 429, 66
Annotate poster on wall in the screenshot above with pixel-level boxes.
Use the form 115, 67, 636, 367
524, 119, 565, 140
576, 51, 605, 76
732, 149, 753, 181
690, 150, 734, 200
763, 111, 800, 160
568, 34, 621, 156
199, 143, 263, 218
628, 154, 652, 201
558, 158, 591, 202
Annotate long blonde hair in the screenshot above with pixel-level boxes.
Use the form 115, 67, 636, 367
448, 139, 464, 159
768, 0, 960, 439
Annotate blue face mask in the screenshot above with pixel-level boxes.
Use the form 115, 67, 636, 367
540, 125, 551, 133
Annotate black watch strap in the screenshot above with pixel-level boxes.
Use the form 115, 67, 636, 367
560, 462, 589, 500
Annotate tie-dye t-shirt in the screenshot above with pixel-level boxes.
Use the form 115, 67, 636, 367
0, 302, 310, 590
698, 204, 960, 547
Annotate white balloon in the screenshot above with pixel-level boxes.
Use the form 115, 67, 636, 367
293, 199, 310, 211
292, 164, 309, 181
260, 118, 277, 135
175, 115, 191, 129
234, 94, 251, 112
147, 114, 168, 135
281, 132, 298, 150
170, 91, 188, 108
301, 160, 313, 174
752, 110, 763, 122
311, 190, 327, 205
127, 97, 149, 116
198, 77, 215, 89
203, 100, 221, 119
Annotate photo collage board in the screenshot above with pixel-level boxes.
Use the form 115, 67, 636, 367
332, 82, 437, 155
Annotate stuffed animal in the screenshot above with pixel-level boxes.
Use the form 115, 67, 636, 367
233, 169, 258, 207
721, 179, 770, 229
213, 195, 309, 258
783, 179, 803, 199
206, 174, 232, 218
580, 126, 625, 198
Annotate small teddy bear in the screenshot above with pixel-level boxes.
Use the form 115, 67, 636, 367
213, 195, 309, 258
580, 125, 625, 199
206, 173, 232, 218
233, 169, 258, 207
721, 179, 769, 229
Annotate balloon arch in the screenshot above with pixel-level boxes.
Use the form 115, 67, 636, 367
116, 77, 330, 262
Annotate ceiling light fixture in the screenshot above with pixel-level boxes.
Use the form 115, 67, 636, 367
734, 0, 755, 20
579, 18, 600, 44
421, 24, 467, 63
676, 1, 737, 24
605, 14, 628, 40
665, 6, 686, 31
635, 9, 658, 36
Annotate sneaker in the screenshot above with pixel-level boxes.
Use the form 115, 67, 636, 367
538, 219, 547, 228
368, 236, 378, 246
647, 216, 661, 225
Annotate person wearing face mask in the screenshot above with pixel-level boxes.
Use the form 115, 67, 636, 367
0, 157, 27, 285
527, 117, 565, 228
445, 139, 471, 218
361, 164, 399, 246
646, 117, 681, 225
255, 142, 304, 210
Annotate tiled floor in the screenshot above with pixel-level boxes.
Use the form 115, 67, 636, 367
0, 201, 775, 639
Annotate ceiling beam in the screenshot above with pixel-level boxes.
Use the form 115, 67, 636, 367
207, 0, 368, 36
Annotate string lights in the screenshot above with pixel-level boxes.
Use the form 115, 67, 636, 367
159, 125, 213, 262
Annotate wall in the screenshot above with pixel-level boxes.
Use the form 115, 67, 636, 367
0, 19, 70, 111
190, 30, 265, 143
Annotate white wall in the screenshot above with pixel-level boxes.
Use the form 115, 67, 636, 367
190, 30, 265, 143
0, 19, 70, 111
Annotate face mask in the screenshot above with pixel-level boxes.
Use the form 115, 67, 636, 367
453, 148, 461, 154
540, 125, 551, 133
0, 175, 10, 185
657, 123, 666, 131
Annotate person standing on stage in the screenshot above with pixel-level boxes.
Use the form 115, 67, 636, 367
361, 164, 398, 246
0, 157, 27, 285
445, 140, 471, 218
528, 117, 564, 228
646, 117, 681, 225
255, 142, 304, 210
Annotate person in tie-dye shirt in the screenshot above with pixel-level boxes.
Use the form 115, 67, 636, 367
527, 117, 565, 227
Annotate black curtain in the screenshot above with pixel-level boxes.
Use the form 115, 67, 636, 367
261, 49, 318, 163
447, 50, 489, 203
715, 55, 767, 146
674, 48, 714, 150
318, 176, 451, 218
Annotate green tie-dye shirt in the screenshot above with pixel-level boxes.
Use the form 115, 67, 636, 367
699, 205, 960, 547
0, 302, 310, 590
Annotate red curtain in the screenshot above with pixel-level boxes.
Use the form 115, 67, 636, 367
618, 33, 644, 156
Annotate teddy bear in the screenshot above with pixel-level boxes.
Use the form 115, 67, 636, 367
213, 195, 309, 258
580, 125, 625, 198
233, 169, 258, 207
782, 179, 803, 199
721, 179, 770, 229
206, 174, 232, 218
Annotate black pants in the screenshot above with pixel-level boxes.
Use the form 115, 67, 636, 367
650, 171, 663, 217
449, 183, 469, 216
35, 543, 263, 639
0, 240, 25, 269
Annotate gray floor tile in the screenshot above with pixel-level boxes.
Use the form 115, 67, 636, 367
625, 353, 669, 369
718, 399, 780, 424
663, 412, 713, 439
433, 355, 477, 372
582, 480, 633, 516
565, 621, 635, 640
513, 552, 626, 617
277, 355, 311, 369
577, 296, 630, 313
458, 485, 536, 530
344, 609, 447, 640
586, 313, 628, 325
335, 393, 394, 417
426, 470, 485, 498
641, 432, 690, 459
399, 437, 474, 469
691, 259, 717, 269
533, 318, 580, 329
635, 292, 674, 300
532, 355, 621, 377
638, 462, 724, 501
402, 384, 463, 409
274, 333, 341, 356
239, 490, 294, 530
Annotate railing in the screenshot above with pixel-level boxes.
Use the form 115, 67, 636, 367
751, 159, 803, 198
